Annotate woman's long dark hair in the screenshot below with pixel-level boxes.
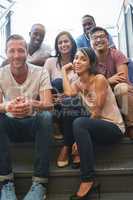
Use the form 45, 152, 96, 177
55, 31, 77, 68
78, 47, 97, 74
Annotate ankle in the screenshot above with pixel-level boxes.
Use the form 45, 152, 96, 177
77, 181, 94, 197
0, 179, 13, 186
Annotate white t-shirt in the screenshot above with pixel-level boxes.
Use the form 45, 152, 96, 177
0, 63, 52, 103
27, 43, 51, 63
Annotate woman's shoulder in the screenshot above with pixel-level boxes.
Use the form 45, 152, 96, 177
44, 57, 58, 69
95, 74, 107, 81
94, 74, 108, 87
45, 56, 58, 63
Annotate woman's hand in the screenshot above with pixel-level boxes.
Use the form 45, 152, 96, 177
62, 63, 73, 73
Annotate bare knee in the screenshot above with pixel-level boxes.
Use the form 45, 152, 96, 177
114, 83, 128, 96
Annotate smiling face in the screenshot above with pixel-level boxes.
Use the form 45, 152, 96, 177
57, 34, 73, 56
90, 30, 109, 52
73, 50, 91, 75
82, 16, 96, 37
6, 39, 27, 70
30, 24, 45, 49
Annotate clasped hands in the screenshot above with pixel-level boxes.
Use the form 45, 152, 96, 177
5, 96, 33, 118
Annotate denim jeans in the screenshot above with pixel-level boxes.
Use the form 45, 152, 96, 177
0, 111, 53, 181
61, 96, 90, 146
73, 117, 123, 182
51, 78, 63, 94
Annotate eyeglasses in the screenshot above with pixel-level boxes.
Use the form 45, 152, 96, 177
91, 34, 107, 41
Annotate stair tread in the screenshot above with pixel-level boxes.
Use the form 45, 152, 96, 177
13, 159, 133, 177
47, 193, 133, 200
10, 136, 133, 147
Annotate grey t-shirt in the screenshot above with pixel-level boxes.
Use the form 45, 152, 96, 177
27, 43, 51, 63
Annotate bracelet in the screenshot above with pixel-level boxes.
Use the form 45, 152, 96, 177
2, 102, 9, 113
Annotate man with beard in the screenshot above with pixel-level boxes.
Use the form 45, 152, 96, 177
0, 34, 53, 200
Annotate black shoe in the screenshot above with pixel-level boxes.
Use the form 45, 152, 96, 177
70, 182, 100, 200
71, 154, 80, 169
71, 161, 80, 169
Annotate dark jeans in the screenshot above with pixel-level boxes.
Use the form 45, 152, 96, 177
51, 78, 63, 94
73, 117, 123, 182
53, 94, 90, 146
61, 96, 90, 146
0, 111, 53, 180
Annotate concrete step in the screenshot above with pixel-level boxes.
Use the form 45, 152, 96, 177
13, 152, 133, 195
10, 136, 133, 196
18, 193, 133, 200
11, 137, 133, 164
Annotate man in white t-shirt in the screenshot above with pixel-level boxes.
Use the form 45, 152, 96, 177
0, 34, 53, 200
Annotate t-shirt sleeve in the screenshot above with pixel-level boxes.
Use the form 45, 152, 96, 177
108, 34, 116, 48
42, 44, 51, 57
39, 67, 52, 91
113, 49, 128, 66
44, 58, 52, 76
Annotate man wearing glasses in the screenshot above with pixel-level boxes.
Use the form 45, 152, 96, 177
90, 26, 133, 138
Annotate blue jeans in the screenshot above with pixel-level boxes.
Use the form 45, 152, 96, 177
51, 78, 63, 93
0, 112, 53, 180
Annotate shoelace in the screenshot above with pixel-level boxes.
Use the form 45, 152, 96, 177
2, 182, 15, 199
30, 183, 46, 199
0, 180, 13, 199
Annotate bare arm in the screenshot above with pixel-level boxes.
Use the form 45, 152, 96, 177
32, 89, 53, 112
92, 75, 108, 118
29, 57, 49, 66
62, 63, 78, 96
108, 63, 128, 86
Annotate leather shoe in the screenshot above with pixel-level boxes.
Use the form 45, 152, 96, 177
71, 154, 80, 169
70, 182, 100, 200
126, 126, 133, 139
57, 146, 69, 167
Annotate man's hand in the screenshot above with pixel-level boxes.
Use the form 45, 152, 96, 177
6, 97, 32, 118
108, 72, 127, 85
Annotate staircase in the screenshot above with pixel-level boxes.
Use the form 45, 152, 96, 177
10, 136, 133, 200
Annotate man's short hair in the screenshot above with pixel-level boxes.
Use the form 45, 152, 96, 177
89, 26, 109, 39
6, 34, 27, 49
82, 15, 96, 24
30, 23, 45, 32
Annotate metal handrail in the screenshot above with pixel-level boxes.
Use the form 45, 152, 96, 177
0, 55, 5, 60
0, 0, 15, 61
0, 1, 15, 21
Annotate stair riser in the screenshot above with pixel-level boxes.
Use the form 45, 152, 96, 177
11, 143, 133, 164
14, 174, 133, 195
